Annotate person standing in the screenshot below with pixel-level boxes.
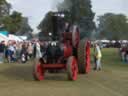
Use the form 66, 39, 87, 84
0, 41, 5, 63
20, 43, 28, 63
7, 42, 16, 63
94, 43, 102, 71
33, 42, 37, 58
16, 42, 22, 63
35, 42, 42, 59
27, 42, 33, 59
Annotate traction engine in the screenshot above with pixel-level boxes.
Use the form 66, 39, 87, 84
33, 13, 91, 81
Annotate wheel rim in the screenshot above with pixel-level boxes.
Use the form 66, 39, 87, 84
71, 58, 78, 80
34, 63, 44, 80
85, 41, 91, 73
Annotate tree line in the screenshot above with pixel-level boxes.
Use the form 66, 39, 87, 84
0, 0, 32, 36
38, 0, 128, 40
38, 0, 95, 40
97, 13, 128, 40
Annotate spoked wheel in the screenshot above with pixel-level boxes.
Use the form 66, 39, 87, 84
78, 40, 86, 73
78, 40, 91, 74
72, 25, 80, 48
67, 56, 78, 81
33, 60, 44, 81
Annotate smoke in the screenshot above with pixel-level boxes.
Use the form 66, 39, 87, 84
51, 0, 64, 11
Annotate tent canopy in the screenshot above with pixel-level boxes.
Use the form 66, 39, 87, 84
8, 34, 23, 42
0, 33, 9, 42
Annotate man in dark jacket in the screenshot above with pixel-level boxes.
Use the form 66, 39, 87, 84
0, 41, 5, 63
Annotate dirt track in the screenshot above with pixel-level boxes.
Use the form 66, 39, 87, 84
0, 49, 128, 96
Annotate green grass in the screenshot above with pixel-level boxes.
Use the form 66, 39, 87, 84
0, 48, 128, 96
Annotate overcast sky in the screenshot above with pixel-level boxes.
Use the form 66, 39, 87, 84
7, 0, 128, 32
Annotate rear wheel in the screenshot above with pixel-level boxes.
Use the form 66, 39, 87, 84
78, 40, 86, 73
78, 40, 90, 74
67, 56, 78, 81
33, 60, 44, 81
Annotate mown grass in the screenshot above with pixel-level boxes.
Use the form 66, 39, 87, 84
0, 48, 127, 96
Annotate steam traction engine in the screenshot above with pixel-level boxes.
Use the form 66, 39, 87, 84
33, 13, 91, 81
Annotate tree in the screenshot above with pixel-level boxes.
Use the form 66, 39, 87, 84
0, 0, 5, 4
38, 11, 54, 37
57, 0, 95, 39
0, 0, 11, 23
16, 17, 33, 35
38, 11, 66, 40
0, 0, 11, 15
38, 0, 95, 39
98, 13, 128, 40
0, 0, 32, 35
2, 11, 23, 34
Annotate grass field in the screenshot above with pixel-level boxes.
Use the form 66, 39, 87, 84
0, 48, 128, 96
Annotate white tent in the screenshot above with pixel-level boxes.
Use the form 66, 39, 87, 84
100, 40, 110, 43
0, 33, 9, 42
8, 34, 23, 42
18, 36, 27, 40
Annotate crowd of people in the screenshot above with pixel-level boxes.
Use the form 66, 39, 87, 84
0, 40, 45, 64
0, 40, 103, 70
119, 44, 128, 63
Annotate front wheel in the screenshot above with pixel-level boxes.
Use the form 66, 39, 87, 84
67, 56, 78, 81
33, 60, 44, 81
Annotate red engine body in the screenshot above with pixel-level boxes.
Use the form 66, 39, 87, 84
33, 25, 90, 81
